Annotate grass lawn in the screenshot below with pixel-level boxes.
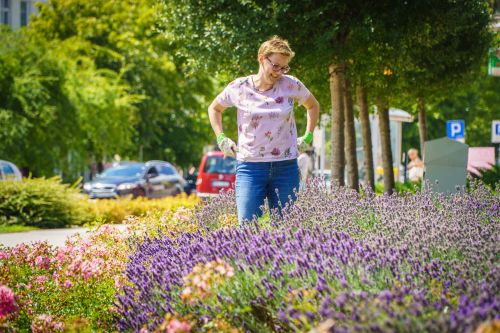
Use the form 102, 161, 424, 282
0, 225, 40, 233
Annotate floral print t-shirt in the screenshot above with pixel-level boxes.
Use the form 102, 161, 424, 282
216, 75, 311, 162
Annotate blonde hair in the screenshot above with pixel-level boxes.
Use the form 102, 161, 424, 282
408, 148, 419, 155
258, 35, 295, 59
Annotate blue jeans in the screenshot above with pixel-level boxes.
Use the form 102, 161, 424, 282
235, 159, 300, 224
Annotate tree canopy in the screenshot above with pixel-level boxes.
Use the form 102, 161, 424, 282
0, 0, 215, 179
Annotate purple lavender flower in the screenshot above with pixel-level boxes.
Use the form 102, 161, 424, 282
115, 179, 500, 332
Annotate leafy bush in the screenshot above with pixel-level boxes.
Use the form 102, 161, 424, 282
473, 164, 500, 190
0, 178, 92, 228
0, 203, 202, 332
0, 225, 131, 331
374, 181, 420, 195
87, 194, 200, 225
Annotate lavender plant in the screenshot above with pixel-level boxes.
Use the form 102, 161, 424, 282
116, 179, 499, 332
282, 179, 499, 277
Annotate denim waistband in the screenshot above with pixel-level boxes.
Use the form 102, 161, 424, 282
237, 158, 297, 167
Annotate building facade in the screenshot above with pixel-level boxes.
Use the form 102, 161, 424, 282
0, 0, 46, 29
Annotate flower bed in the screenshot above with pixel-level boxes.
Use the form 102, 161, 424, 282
117, 180, 499, 332
0, 204, 200, 331
0, 181, 498, 332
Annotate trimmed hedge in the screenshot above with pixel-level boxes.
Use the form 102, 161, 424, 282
0, 177, 92, 228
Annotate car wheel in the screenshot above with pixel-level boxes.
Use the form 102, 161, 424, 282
132, 187, 146, 198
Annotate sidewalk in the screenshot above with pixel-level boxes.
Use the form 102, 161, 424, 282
0, 225, 127, 247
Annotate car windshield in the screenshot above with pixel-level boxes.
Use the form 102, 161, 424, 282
203, 156, 236, 174
99, 165, 144, 178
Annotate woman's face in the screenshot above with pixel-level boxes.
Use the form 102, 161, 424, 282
259, 53, 290, 83
408, 150, 418, 160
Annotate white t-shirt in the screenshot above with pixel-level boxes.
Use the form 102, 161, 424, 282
216, 75, 311, 162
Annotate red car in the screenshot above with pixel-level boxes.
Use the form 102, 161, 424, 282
196, 151, 236, 197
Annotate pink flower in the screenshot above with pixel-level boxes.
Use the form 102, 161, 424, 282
80, 258, 103, 280
34, 255, 50, 269
31, 314, 64, 333
168, 319, 192, 333
63, 280, 73, 289
0, 285, 18, 316
34, 276, 47, 292
35, 275, 48, 284
55, 249, 67, 263
0, 251, 11, 260
275, 96, 284, 104
114, 276, 124, 289
12, 244, 29, 258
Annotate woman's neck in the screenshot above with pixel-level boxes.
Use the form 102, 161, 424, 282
252, 73, 273, 92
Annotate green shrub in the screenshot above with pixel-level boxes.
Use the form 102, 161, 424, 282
0, 177, 92, 228
374, 181, 420, 194
87, 193, 200, 225
474, 164, 500, 190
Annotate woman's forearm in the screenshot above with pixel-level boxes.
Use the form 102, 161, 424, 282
208, 102, 225, 136
305, 96, 320, 133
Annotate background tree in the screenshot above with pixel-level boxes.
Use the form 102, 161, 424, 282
402, 67, 500, 152
30, 0, 214, 168
355, 84, 374, 189
396, 0, 492, 154
164, 0, 370, 187
355, 0, 492, 193
0, 27, 139, 177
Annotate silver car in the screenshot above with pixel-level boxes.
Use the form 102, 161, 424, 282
83, 160, 186, 199
0, 160, 22, 181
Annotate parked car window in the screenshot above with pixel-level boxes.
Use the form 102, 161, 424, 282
147, 166, 159, 177
203, 156, 236, 174
99, 164, 144, 178
1, 163, 15, 180
160, 165, 176, 176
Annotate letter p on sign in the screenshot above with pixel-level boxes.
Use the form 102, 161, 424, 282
447, 120, 465, 141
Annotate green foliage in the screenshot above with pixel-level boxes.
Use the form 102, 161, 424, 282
0, 27, 141, 179
374, 181, 420, 195
473, 165, 500, 190
401, 69, 500, 153
0, 178, 91, 228
1, 0, 216, 182
30, 0, 214, 168
0, 225, 39, 233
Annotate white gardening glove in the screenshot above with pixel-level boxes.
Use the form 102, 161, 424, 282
297, 131, 313, 152
217, 133, 238, 157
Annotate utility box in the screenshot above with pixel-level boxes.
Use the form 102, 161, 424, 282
424, 137, 469, 194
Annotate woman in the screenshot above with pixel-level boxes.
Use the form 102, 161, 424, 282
208, 36, 320, 224
407, 148, 424, 182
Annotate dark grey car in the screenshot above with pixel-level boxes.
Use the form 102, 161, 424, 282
83, 161, 185, 199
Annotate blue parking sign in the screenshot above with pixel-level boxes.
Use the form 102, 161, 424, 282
492, 120, 500, 143
447, 120, 465, 140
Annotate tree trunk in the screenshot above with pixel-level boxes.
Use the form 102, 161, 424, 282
343, 78, 359, 191
417, 97, 426, 158
329, 63, 345, 187
356, 84, 374, 190
377, 99, 394, 194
